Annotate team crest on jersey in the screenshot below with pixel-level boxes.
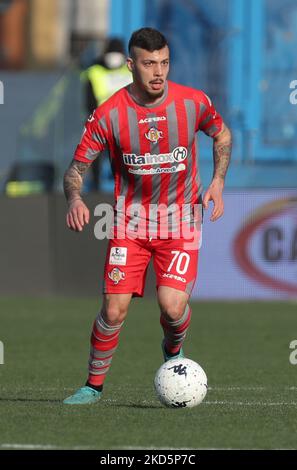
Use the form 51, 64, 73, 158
108, 268, 125, 285
145, 127, 163, 143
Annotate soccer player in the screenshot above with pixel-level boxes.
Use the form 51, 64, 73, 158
63, 28, 232, 405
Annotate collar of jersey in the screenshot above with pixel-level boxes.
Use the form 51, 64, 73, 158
125, 81, 169, 109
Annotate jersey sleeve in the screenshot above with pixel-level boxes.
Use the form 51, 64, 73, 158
197, 92, 223, 137
74, 111, 108, 163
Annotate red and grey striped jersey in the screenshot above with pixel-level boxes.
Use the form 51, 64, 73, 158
74, 80, 223, 235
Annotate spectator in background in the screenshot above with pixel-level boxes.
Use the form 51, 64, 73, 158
81, 37, 132, 190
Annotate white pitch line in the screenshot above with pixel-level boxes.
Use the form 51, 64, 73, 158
0, 444, 93, 450
1, 385, 296, 393
208, 387, 266, 391
1, 444, 59, 450
204, 400, 297, 406
102, 399, 297, 407
0, 444, 223, 451
212, 387, 297, 391
2, 397, 297, 407
2, 444, 295, 451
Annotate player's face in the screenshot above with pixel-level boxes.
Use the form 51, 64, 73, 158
127, 46, 170, 100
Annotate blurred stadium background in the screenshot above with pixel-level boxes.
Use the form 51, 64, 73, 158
0, 0, 297, 451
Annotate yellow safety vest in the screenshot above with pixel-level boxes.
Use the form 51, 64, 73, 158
6, 181, 45, 197
82, 64, 131, 105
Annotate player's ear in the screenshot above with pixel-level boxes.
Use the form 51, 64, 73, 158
126, 57, 134, 72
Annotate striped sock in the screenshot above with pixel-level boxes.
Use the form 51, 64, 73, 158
87, 312, 123, 387
160, 304, 192, 355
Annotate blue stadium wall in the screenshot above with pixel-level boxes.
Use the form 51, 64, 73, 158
109, 0, 297, 187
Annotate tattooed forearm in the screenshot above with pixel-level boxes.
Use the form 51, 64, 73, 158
213, 126, 232, 182
63, 160, 91, 204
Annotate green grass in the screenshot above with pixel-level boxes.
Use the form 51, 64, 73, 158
0, 297, 297, 449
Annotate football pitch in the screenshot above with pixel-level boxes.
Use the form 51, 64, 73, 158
0, 296, 296, 450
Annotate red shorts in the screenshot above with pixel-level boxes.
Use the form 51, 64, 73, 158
103, 232, 200, 297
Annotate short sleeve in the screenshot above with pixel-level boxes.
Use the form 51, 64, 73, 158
197, 92, 223, 137
74, 111, 108, 163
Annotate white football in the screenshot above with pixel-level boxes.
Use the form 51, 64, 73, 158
154, 357, 207, 408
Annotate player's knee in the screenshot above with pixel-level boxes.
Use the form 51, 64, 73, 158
102, 305, 128, 326
161, 304, 186, 322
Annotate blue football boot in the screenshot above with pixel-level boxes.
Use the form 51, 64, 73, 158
161, 339, 184, 362
63, 386, 102, 405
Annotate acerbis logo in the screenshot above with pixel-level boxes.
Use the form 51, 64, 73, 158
162, 273, 186, 283
139, 116, 166, 124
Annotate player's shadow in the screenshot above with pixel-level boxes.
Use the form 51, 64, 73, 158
0, 397, 163, 407
0, 397, 61, 403
108, 402, 163, 409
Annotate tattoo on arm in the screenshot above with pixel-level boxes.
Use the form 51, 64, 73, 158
213, 129, 232, 182
63, 160, 91, 204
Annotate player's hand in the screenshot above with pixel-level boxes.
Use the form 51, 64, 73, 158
66, 198, 89, 232
202, 178, 224, 222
